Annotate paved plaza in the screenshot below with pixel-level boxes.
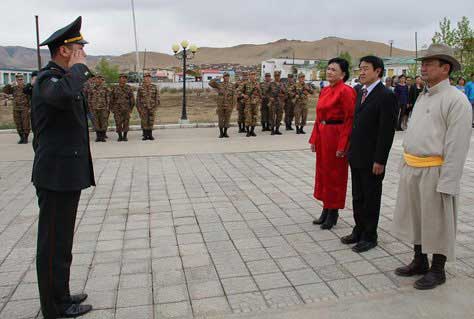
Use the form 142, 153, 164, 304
0, 127, 474, 319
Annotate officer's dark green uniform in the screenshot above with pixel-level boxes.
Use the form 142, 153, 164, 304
32, 16, 94, 319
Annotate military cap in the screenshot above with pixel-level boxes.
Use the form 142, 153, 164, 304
264, 73, 271, 77
298, 72, 305, 78
31, 71, 38, 77
274, 70, 281, 76
40, 16, 88, 50
287, 73, 294, 78
119, 73, 128, 78
96, 75, 104, 79
143, 72, 152, 77
242, 71, 249, 75
249, 71, 257, 75
15, 73, 24, 78
223, 72, 230, 77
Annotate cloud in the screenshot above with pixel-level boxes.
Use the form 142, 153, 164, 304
0, 0, 472, 56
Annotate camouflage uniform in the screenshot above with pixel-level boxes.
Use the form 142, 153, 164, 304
137, 83, 160, 139
285, 75, 296, 130
235, 72, 248, 133
87, 82, 110, 142
239, 78, 261, 137
3, 82, 30, 142
268, 74, 287, 134
209, 77, 235, 138
293, 78, 314, 133
260, 74, 272, 131
110, 83, 134, 136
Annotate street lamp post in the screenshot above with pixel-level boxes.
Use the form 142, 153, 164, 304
172, 41, 198, 124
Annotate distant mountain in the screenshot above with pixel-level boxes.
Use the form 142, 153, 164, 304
1, 37, 416, 70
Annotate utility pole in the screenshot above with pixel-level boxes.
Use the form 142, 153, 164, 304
415, 32, 418, 73
35, 15, 42, 70
143, 48, 147, 74
389, 40, 394, 57
131, 0, 140, 77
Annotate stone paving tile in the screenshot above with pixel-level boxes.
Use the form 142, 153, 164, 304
155, 284, 189, 304
155, 301, 193, 319
192, 296, 232, 316
116, 305, 154, 319
326, 278, 369, 297
188, 280, 224, 300
295, 283, 337, 303
117, 287, 153, 308
285, 268, 322, 286
228, 292, 268, 313
247, 259, 280, 275
221, 276, 259, 295
254, 272, 291, 290
262, 287, 303, 309
81, 309, 115, 319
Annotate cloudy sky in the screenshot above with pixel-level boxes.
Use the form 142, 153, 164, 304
1, 0, 473, 56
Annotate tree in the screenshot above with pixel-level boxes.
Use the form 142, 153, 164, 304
432, 17, 474, 78
338, 51, 353, 76
95, 58, 120, 84
316, 61, 328, 80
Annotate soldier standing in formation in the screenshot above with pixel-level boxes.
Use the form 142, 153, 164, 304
137, 73, 160, 140
110, 73, 134, 141
268, 70, 287, 135
209, 72, 235, 138
285, 73, 296, 130
87, 75, 109, 142
235, 71, 248, 133
293, 73, 314, 134
239, 71, 261, 137
259, 73, 272, 131
3, 74, 31, 144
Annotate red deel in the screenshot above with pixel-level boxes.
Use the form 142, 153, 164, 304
309, 80, 356, 209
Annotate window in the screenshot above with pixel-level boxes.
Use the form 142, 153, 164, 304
207, 76, 212, 80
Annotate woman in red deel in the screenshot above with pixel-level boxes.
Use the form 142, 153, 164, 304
309, 57, 356, 230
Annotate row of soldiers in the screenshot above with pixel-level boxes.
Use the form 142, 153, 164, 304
84, 72, 160, 142
209, 70, 314, 138
2, 73, 35, 144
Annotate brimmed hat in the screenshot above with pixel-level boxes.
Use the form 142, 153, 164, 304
297, 72, 305, 78
40, 17, 88, 51
274, 70, 281, 76
223, 72, 230, 77
416, 43, 461, 72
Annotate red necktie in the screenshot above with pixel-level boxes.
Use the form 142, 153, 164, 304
361, 88, 368, 104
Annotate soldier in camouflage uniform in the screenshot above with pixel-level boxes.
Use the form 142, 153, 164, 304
87, 75, 110, 142
2, 74, 30, 144
268, 70, 287, 135
209, 72, 235, 138
235, 71, 248, 133
260, 73, 272, 131
137, 73, 160, 140
292, 73, 314, 134
285, 73, 296, 130
239, 71, 261, 137
110, 73, 134, 141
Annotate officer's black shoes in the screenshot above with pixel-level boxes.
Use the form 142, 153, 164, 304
341, 233, 360, 245
219, 128, 224, 138
295, 126, 301, 134
275, 126, 282, 135
271, 127, 275, 135
100, 131, 106, 142
287, 123, 294, 131
23, 134, 29, 144
122, 132, 128, 142
70, 293, 88, 304
300, 126, 306, 134
261, 123, 266, 132
95, 132, 101, 142
313, 208, 328, 225
117, 132, 123, 142
414, 270, 446, 290
58, 304, 92, 318
223, 128, 229, 138
352, 240, 377, 253
142, 130, 147, 141
246, 126, 251, 137
321, 210, 338, 230
250, 126, 256, 137
239, 123, 246, 133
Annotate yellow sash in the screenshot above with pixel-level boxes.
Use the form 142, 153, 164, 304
404, 153, 444, 168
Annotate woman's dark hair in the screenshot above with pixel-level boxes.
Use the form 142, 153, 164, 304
327, 57, 350, 82
415, 75, 422, 80
398, 74, 406, 80
359, 55, 385, 78
457, 77, 465, 85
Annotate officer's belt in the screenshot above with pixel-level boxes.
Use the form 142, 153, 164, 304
404, 153, 444, 168
319, 120, 344, 125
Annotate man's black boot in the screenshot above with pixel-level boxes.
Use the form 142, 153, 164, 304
395, 245, 429, 277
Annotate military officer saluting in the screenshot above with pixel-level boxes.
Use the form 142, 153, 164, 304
209, 72, 235, 138
31, 17, 95, 318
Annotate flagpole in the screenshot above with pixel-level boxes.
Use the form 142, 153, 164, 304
131, 0, 140, 77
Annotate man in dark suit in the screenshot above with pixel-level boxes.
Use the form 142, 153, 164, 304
31, 17, 95, 318
342, 56, 398, 253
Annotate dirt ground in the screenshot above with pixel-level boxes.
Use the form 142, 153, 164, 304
0, 92, 318, 128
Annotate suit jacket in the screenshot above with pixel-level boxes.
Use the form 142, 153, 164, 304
348, 82, 398, 168
31, 61, 95, 191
